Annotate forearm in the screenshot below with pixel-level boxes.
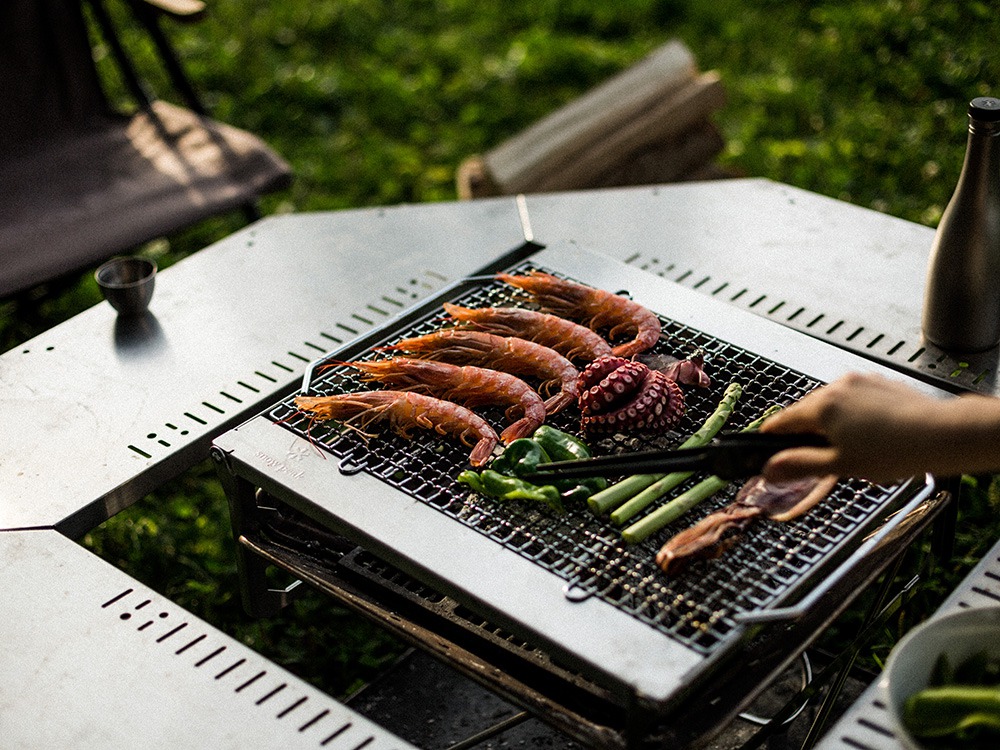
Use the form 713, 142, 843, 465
920, 394, 1000, 477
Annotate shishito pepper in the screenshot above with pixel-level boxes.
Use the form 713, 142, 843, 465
489, 438, 548, 476
902, 651, 1000, 744
532, 425, 593, 462
903, 685, 1000, 739
457, 469, 566, 513
457, 427, 606, 512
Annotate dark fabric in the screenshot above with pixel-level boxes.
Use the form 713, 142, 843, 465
0, 101, 292, 297
0, 0, 111, 151
0, 0, 293, 298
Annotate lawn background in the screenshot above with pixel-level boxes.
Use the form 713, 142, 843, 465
5, 0, 1000, 707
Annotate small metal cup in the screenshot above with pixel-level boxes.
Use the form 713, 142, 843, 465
96, 257, 157, 317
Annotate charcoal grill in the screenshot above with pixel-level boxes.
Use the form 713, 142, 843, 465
212, 243, 947, 748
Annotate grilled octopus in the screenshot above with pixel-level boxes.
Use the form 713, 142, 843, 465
655, 474, 838, 575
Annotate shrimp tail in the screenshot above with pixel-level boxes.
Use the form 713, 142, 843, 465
542, 391, 576, 414
469, 435, 497, 466
499, 417, 537, 443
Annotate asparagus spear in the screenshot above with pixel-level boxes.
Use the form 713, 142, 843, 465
610, 382, 743, 525
588, 382, 743, 516
621, 404, 782, 544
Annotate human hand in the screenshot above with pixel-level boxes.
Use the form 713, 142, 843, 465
759, 372, 958, 484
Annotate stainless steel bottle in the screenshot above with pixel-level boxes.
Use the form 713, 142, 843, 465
922, 96, 1000, 352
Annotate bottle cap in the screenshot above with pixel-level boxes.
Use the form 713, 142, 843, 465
970, 97, 1000, 121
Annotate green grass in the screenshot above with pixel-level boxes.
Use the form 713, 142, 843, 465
6, 0, 1000, 710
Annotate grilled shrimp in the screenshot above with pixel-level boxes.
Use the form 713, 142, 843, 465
293, 390, 498, 466
497, 271, 661, 358
442, 303, 612, 363
331, 357, 546, 443
384, 330, 579, 414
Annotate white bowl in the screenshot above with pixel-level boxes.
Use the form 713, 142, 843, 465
882, 606, 1000, 749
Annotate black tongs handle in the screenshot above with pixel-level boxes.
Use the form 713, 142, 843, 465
705, 432, 830, 479
522, 432, 829, 481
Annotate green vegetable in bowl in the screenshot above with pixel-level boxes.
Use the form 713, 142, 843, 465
903, 652, 1000, 747
903, 686, 1000, 739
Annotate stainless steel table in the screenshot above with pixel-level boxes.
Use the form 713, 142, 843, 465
815, 537, 1000, 750
0, 529, 412, 749
2, 177, 976, 538
1, 178, 987, 747
0, 199, 526, 537
525, 179, 996, 393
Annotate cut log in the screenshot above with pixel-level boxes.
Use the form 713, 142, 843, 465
457, 39, 730, 199
591, 120, 727, 189
527, 72, 725, 192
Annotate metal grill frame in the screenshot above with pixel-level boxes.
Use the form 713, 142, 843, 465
263, 260, 907, 656
212, 242, 943, 746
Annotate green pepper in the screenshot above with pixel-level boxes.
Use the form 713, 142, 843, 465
458, 427, 605, 511
903, 685, 1000, 739
532, 426, 607, 494
489, 438, 549, 477
458, 469, 565, 513
560, 483, 598, 504
532, 425, 593, 462
575, 475, 609, 495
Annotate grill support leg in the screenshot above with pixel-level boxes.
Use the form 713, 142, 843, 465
733, 565, 921, 750
623, 693, 661, 749
796, 554, 909, 748
796, 480, 958, 747
212, 447, 305, 617
442, 711, 532, 750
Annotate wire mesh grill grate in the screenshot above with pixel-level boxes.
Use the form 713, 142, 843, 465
267, 265, 898, 654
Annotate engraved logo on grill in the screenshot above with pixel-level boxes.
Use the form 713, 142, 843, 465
255, 450, 305, 480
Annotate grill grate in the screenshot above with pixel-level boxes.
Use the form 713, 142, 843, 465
267, 265, 898, 655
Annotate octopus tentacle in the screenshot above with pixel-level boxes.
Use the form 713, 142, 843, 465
577, 355, 631, 392
577, 358, 685, 433
579, 359, 648, 415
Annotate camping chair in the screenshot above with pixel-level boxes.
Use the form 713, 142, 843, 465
0, 0, 293, 299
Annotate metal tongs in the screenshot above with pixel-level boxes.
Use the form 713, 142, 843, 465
522, 432, 830, 482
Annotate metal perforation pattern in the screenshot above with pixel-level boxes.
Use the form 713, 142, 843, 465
0, 530, 414, 750
522, 181, 1000, 397
626, 249, 1000, 398
264, 264, 903, 655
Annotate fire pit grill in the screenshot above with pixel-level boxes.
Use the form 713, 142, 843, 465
214, 244, 942, 747
266, 261, 899, 656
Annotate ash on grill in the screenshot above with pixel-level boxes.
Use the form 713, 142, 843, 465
266, 265, 898, 656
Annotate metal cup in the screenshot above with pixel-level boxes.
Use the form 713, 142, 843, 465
95, 257, 157, 317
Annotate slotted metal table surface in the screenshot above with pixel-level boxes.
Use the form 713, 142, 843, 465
2, 178, 995, 747
814, 538, 1000, 750
0, 529, 413, 749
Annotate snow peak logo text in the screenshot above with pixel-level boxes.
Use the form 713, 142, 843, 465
255, 451, 305, 480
